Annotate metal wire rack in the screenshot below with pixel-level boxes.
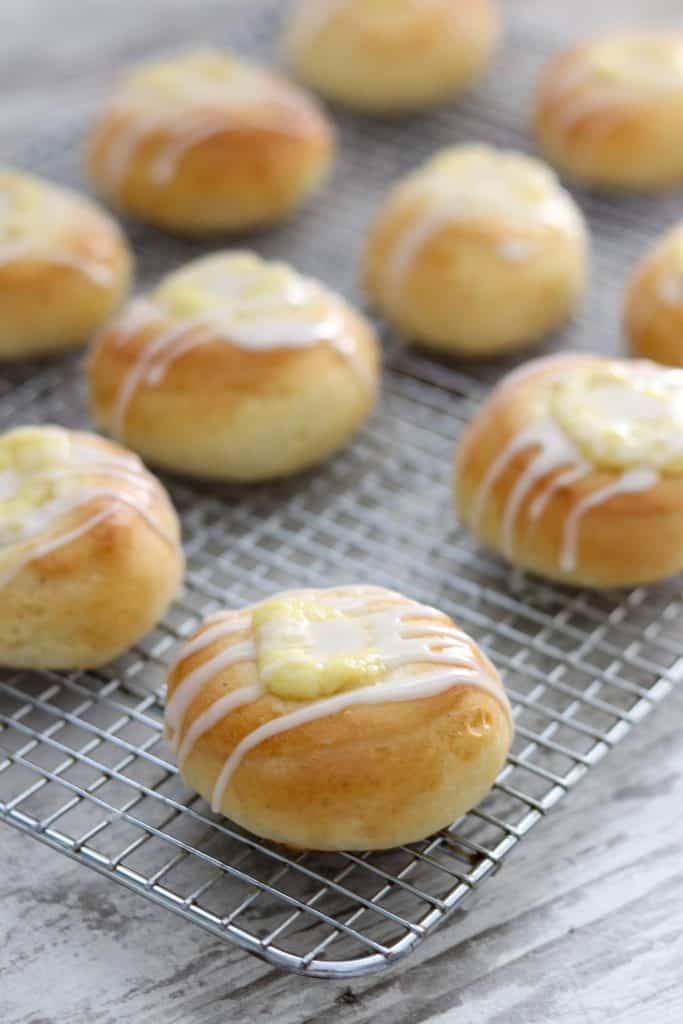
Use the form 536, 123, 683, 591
3, 3, 683, 978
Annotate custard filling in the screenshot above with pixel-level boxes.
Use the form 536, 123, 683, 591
0, 172, 46, 243
254, 598, 385, 700
400, 146, 579, 233
0, 427, 74, 539
154, 252, 330, 342
551, 365, 683, 472
122, 49, 273, 109
589, 36, 683, 87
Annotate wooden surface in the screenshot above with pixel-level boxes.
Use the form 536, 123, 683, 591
2, 2, 683, 1022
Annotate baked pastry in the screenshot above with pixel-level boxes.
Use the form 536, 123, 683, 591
455, 353, 683, 588
0, 426, 183, 668
86, 49, 335, 235
282, 0, 500, 114
165, 584, 512, 850
87, 251, 380, 480
533, 31, 683, 190
625, 223, 683, 366
363, 145, 588, 356
0, 168, 132, 360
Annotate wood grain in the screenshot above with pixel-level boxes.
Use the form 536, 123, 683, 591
2, 1, 683, 1021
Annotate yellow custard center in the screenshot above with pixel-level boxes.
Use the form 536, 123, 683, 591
254, 598, 384, 700
407, 146, 574, 227
0, 173, 46, 243
350, 0, 440, 24
154, 251, 329, 344
589, 36, 683, 87
156, 253, 302, 316
0, 427, 73, 536
551, 366, 683, 472
663, 230, 683, 271
123, 50, 261, 106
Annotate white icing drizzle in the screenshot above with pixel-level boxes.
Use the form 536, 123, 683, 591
110, 297, 165, 344
384, 153, 584, 305
166, 587, 512, 813
657, 272, 683, 306
528, 465, 589, 523
176, 682, 263, 768
0, 180, 115, 288
498, 238, 540, 263
0, 506, 116, 590
288, 0, 468, 50
108, 261, 369, 440
0, 430, 175, 591
468, 360, 671, 575
497, 425, 587, 557
560, 467, 658, 572
146, 112, 306, 185
0, 244, 114, 286
287, 0, 352, 50
99, 65, 318, 193
542, 38, 683, 142
165, 639, 256, 735
210, 665, 483, 814
472, 419, 583, 533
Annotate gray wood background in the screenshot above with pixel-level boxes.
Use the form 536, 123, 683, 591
2, 2, 683, 1022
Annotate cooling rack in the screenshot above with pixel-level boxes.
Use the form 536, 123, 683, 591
2, 4, 683, 978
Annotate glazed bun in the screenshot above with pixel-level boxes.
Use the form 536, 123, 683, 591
165, 585, 512, 850
88, 251, 380, 480
0, 426, 183, 669
534, 31, 683, 190
625, 223, 683, 366
0, 168, 132, 360
455, 353, 683, 588
363, 145, 588, 356
283, 0, 500, 114
86, 49, 335, 235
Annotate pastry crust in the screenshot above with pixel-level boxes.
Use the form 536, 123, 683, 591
455, 354, 683, 588
87, 251, 380, 481
165, 585, 512, 851
283, 0, 500, 114
86, 50, 335, 234
533, 32, 683, 190
625, 223, 683, 366
0, 169, 132, 360
0, 427, 183, 668
363, 145, 588, 355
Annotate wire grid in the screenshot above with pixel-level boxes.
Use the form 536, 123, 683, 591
3, 3, 683, 978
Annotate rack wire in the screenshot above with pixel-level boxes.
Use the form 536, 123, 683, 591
2, 4, 683, 978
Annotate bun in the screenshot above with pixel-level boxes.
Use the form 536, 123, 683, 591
534, 32, 683, 190
625, 223, 683, 365
165, 585, 512, 850
363, 145, 588, 356
86, 49, 335, 234
0, 168, 132, 360
87, 251, 380, 480
0, 426, 183, 668
455, 353, 683, 587
283, 0, 500, 114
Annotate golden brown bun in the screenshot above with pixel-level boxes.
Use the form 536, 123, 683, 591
0, 169, 132, 360
283, 0, 500, 114
455, 353, 683, 588
363, 145, 588, 356
87, 251, 380, 481
165, 586, 512, 850
625, 223, 683, 365
86, 50, 335, 235
0, 427, 183, 669
534, 32, 683, 190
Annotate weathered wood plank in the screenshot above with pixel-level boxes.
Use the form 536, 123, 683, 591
2, 2, 683, 1022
